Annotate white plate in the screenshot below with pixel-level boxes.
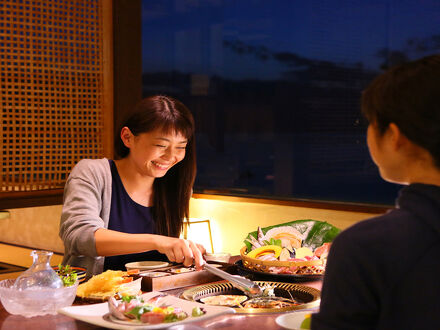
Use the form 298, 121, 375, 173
125, 261, 170, 270
204, 252, 231, 263
275, 311, 313, 330
58, 291, 235, 329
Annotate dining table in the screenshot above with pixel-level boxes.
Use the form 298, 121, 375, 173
0, 257, 323, 329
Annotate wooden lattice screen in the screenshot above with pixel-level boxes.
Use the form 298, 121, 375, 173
0, 0, 113, 194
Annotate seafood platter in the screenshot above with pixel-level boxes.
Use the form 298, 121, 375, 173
59, 290, 235, 328
240, 220, 340, 281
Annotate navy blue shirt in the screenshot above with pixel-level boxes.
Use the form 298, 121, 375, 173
103, 160, 167, 271
312, 184, 440, 329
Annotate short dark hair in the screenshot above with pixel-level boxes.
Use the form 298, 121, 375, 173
115, 95, 196, 237
361, 55, 440, 168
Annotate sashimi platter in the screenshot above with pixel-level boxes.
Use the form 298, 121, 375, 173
241, 220, 340, 277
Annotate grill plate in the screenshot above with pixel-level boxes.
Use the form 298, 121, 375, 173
181, 281, 320, 313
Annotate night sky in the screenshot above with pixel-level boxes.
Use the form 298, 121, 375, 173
139, 0, 440, 204
141, 0, 440, 79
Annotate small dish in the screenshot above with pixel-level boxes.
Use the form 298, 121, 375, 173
138, 271, 171, 278
52, 266, 87, 283
169, 267, 195, 274
204, 252, 231, 263
125, 261, 169, 271
276, 311, 314, 329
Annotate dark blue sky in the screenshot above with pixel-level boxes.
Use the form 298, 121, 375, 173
141, 0, 440, 79
139, 0, 440, 204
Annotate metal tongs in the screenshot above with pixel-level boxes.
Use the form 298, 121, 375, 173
203, 263, 262, 297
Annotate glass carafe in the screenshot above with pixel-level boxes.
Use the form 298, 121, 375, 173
13, 250, 63, 290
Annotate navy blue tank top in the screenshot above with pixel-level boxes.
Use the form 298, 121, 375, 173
103, 160, 167, 271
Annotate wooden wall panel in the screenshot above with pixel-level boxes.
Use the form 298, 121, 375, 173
112, 0, 141, 148
0, 0, 113, 207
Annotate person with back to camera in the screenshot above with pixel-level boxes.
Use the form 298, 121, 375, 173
59, 95, 206, 279
311, 55, 440, 329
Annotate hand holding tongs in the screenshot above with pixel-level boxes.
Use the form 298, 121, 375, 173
203, 263, 262, 297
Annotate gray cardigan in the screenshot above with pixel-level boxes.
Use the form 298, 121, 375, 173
59, 158, 112, 278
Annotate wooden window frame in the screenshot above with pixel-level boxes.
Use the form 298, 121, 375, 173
192, 193, 391, 214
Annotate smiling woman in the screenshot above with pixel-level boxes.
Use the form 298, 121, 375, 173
59, 95, 206, 279
118, 128, 188, 185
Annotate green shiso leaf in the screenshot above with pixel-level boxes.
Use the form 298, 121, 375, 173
244, 219, 340, 253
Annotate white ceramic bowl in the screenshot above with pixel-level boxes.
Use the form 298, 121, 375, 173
276, 311, 314, 329
204, 252, 231, 263
125, 261, 169, 271
0, 279, 78, 318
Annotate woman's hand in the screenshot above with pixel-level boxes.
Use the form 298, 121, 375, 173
154, 236, 206, 269
94, 229, 206, 269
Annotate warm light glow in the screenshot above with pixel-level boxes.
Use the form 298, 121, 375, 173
180, 219, 214, 253
208, 218, 223, 253
189, 196, 377, 255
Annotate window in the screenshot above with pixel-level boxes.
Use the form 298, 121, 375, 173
141, 0, 440, 205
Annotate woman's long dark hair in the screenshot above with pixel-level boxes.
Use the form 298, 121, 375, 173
115, 95, 196, 237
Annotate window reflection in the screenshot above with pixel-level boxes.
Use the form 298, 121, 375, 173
141, 0, 440, 204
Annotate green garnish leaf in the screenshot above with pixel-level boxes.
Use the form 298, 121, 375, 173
121, 295, 137, 303
164, 312, 187, 323
164, 313, 179, 323
244, 220, 341, 253
270, 238, 282, 247
126, 305, 153, 320
263, 238, 282, 247
57, 264, 77, 287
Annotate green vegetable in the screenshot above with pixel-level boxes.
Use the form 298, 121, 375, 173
300, 314, 312, 329
120, 295, 143, 303
244, 220, 341, 253
164, 311, 187, 322
192, 306, 206, 317
164, 313, 178, 323
263, 238, 282, 247
57, 264, 78, 287
126, 305, 153, 320
121, 295, 134, 302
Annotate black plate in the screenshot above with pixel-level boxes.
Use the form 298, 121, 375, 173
235, 260, 324, 283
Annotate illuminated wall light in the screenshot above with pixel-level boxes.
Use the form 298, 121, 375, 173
180, 218, 214, 253
208, 218, 223, 253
